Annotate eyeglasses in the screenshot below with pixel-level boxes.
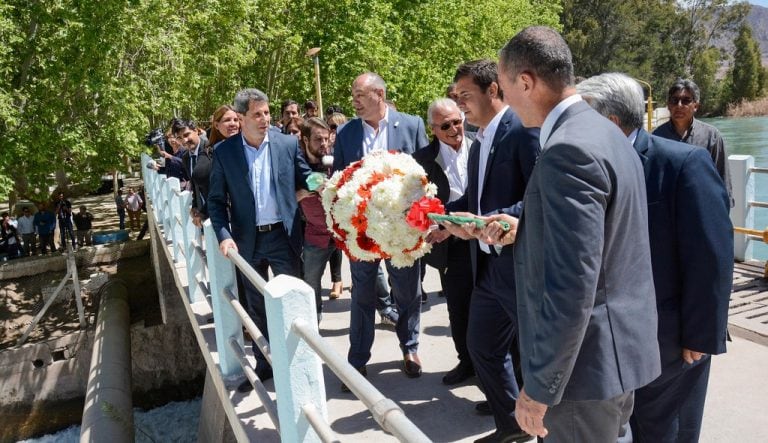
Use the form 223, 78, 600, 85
438, 119, 463, 131
668, 96, 694, 106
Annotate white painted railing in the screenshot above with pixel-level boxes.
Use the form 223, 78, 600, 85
140, 153, 430, 443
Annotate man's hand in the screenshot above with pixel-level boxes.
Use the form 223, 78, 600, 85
219, 239, 238, 257
682, 348, 706, 364
190, 208, 203, 228
480, 214, 519, 246
425, 228, 451, 244
439, 211, 480, 240
515, 388, 549, 438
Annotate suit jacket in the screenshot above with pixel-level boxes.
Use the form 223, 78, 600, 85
514, 100, 661, 405
412, 133, 476, 270
445, 108, 540, 281
207, 131, 312, 260
633, 129, 733, 359
183, 146, 213, 214
333, 109, 429, 170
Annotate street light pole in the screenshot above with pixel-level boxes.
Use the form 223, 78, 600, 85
306, 47, 323, 119
635, 78, 654, 132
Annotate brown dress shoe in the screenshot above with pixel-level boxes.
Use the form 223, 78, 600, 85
403, 353, 422, 378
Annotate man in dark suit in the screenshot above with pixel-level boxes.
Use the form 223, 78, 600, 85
439, 59, 540, 442
490, 27, 661, 442
208, 88, 312, 390
333, 72, 429, 385
414, 97, 476, 385
577, 72, 734, 442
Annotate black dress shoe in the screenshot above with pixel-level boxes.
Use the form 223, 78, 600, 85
442, 363, 475, 385
341, 366, 367, 393
474, 428, 532, 443
403, 353, 422, 378
237, 380, 253, 393
475, 400, 493, 416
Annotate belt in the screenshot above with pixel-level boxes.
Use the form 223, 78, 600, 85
256, 222, 283, 232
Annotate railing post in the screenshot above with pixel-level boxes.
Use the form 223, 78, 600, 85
170, 189, 188, 263
180, 193, 205, 303
164, 178, 180, 245
203, 221, 244, 377
264, 274, 326, 443
730, 155, 754, 261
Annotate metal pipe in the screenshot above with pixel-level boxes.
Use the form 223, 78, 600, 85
302, 403, 340, 443
80, 280, 133, 443
227, 338, 280, 429
224, 287, 272, 364
292, 319, 431, 443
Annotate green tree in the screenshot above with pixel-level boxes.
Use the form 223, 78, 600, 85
0, 0, 561, 204
729, 23, 766, 102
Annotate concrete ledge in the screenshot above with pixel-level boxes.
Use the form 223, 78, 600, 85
0, 240, 149, 280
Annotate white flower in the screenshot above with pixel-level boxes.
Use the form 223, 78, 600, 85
321, 151, 435, 268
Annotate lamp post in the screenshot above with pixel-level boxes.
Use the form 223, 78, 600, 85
635, 78, 654, 132
306, 47, 323, 119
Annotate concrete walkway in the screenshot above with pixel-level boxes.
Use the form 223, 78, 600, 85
247, 261, 768, 442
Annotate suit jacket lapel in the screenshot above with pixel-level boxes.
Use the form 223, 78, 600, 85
387, 110, 401, 151
632, 128, 650, 170
234, 135, 254, 194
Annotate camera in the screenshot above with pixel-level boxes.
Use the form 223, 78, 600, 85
144, 128, 166, 150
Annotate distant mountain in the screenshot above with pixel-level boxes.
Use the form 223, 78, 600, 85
747, 4, 768, 62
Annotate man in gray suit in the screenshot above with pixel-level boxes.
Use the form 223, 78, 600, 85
333, 72, 429, 386
486, 26, 661, 442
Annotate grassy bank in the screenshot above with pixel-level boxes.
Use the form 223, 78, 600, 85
726, 97, 768, 117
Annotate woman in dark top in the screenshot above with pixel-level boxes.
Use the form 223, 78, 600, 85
190, 105, 240, 226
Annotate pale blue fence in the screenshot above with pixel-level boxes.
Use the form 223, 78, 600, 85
140, 153, 430, 443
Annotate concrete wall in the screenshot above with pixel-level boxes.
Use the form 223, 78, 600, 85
0, 245, 206, 441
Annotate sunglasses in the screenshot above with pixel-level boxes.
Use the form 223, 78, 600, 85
329, 124, 338, 130
668, 96, 694, 106
438, 119, 463, 131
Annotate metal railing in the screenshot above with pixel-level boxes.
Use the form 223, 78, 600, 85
141, 153, 430, 442
730, 155, 768, 277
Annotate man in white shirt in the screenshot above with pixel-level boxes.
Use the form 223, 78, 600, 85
17, 207, 36, 256
440, 59, 540, 442
333, 72, 429, 386
414, 98, 476, 385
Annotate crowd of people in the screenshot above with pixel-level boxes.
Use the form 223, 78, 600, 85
141, 26, 733, 443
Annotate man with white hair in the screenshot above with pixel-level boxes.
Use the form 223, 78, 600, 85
414, 98, 476, 385
577, 72, 733, 443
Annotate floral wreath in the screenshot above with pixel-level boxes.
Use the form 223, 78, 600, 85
321, 150, 444, 268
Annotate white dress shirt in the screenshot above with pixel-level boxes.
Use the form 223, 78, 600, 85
438, 138, 469, 203
475, 106, 508, 253
361, 107, 390, 156
242, 133, 280, 226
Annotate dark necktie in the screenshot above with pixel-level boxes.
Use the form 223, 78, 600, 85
190, 154, 197, 175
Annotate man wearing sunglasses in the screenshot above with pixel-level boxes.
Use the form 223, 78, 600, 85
413, 98, 476, 386
653, 78, 732, 205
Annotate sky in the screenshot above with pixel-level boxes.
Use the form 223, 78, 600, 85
751, 1, 768, 8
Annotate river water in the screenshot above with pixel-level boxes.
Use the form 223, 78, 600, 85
705, 116, 768, 259
20, 116, 767, 442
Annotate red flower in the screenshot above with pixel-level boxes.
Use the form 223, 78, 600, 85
405, 197, 445, 232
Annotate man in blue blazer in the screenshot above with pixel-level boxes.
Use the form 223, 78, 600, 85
493, 27, 661, 442
578, 73, 733, 442
440, 59, 540, 442
208, 88, 312, 389
333, 72, 429, 385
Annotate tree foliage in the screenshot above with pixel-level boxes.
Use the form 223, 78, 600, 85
729, 23, 767, 102
0, 0, 561, 203
561, 0, 750, 112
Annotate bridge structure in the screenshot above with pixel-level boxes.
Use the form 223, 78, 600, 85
135, 153, 768, 442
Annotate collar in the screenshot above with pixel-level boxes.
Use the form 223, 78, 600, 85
539, 94, 582, 148
477, 106, 509, 142
627, 128, 639, 145
438, 138, 465, 154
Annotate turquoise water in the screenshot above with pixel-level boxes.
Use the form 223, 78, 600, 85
705, 116, 768, 260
